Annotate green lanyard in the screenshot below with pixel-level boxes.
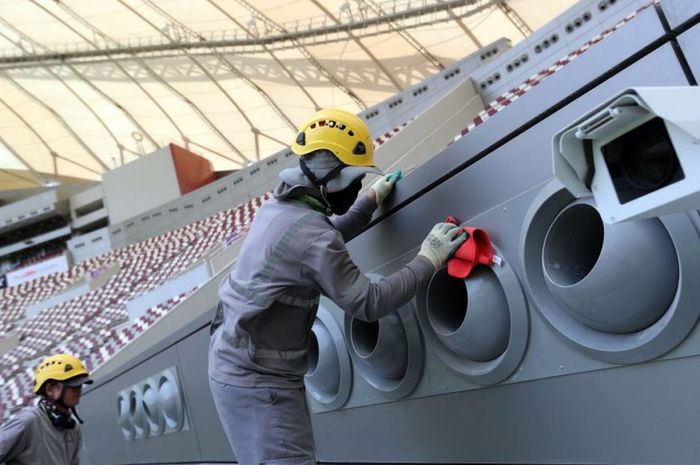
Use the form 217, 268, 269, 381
295, 194, 332, 216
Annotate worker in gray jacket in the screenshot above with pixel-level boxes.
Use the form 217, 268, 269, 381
208, 108, 465, 465
0, 353, 93, 465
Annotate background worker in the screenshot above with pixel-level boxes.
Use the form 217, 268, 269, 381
208, 108, 465, 465
0, 353, 93, 465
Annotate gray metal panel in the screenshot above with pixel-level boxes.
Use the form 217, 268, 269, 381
80, 381, 129, 465
376, 6, 666, 222
309, 44, 696, 464
660, 0, 700, 29
677, 23, 700, 82
314, 355, 700, 464
81, 347, 202, 465
176, 327, 236, 462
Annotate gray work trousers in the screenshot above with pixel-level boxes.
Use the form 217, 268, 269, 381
209, 377, 317, 465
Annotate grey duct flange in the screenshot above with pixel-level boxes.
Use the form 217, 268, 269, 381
141, 378, 165, 436
117, 393, 134, 440
521, 180, 700, 363
344, 280, 424, 400
416, 245, 529, 385
116, 367, 186, 440
304, 305, 352, 410
128, 388, 149, 439
158, 368, 186, 433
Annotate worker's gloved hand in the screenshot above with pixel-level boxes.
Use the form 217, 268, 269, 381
370, 170, 402, 206
418, 222, 468, 270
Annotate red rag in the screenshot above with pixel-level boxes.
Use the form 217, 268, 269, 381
445, 217, 494, 279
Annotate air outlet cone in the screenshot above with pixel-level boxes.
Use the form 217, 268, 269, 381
350, 313, 408, 380
427, 267, 510, 361
305, 321, 340, 397
543, 199, 678, 333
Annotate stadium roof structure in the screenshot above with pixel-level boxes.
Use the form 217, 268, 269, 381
0, 0, 576, 191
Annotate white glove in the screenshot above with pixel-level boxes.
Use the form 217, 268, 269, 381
369, 171, 402, 206
418, 222, 467, 270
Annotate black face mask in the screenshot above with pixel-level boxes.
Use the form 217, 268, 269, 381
39, 397, 76, 430
326, 178, 363, 215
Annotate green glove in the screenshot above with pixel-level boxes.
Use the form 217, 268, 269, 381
418, 222, 467, 270
370, 170, 402, 206
386, 170, 403, 183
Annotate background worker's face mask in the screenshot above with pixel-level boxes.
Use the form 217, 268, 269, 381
39, 395, 77, 430
326, 176, 364, 215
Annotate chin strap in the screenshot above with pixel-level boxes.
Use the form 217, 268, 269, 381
71, 407, 84, 424
58, 384, 85, 425
298, 158, 346, 190
298, 157, 359, 216
298, 158, 347, 215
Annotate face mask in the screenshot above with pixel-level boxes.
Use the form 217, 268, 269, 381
326, 177, 363, 215
39, 397, 76, 430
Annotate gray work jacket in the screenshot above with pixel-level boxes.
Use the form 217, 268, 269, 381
0, 404, 81, 465
208, 189, 434, 389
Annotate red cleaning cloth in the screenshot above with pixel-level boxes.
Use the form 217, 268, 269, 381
445, 216, 494, 279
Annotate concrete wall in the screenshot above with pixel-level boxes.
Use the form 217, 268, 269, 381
67, 226, 112, 263
0, 331, 20, 357
371, 79, 484, 176
25, 281, 91, 320
0, 225, 71, 257
102, 147, 181, 225
0, 190, 57, 232
70, 184, 108, 231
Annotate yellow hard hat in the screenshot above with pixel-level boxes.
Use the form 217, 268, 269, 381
34, 354, 93, 394
291, 108, 375, 167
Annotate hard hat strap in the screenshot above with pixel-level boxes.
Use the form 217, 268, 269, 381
71, 406, 85, 424
58, 383, 85, 424
57, 383, 69, 409
299, 157, 347, 189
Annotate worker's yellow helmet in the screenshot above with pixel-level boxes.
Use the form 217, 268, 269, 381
291, 108, 375, 167
34, 353, 93, 394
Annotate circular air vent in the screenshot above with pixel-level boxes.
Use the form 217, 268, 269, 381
427, 267, 510, 362
304, 307, 352, 410
117, 393, 134, 440
128, 389, 148, 439
521, 181, 700, 363
542, 199, 677, 333
344, 288, 423, 399
350, 314, 408, 380
158, 371, 184, 432
142, 380, 164, 436
417, 244, 528, 385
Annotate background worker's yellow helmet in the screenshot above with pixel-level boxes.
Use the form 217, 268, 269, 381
291, 108, 375, 167
34, 353, 93, 394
